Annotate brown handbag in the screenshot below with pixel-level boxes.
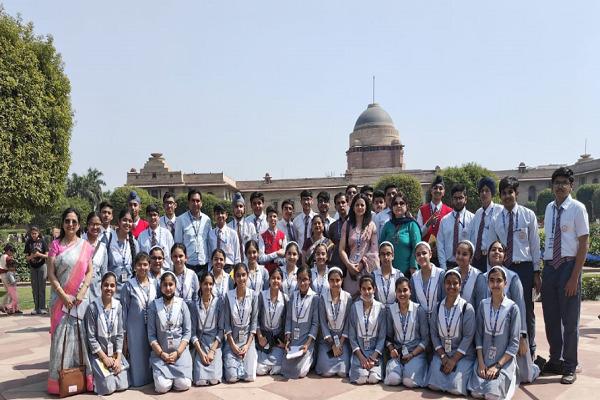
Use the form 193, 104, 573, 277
58, 309, 87, 398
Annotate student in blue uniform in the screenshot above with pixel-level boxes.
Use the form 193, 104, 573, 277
310, 243, 330, 296
171, 243, 199, 307
374, 241, 403, 307
427, 269, 476, 396
348, 275, 387, 385
316, 267, 352, 377
450, 240, 485, 309
281, 242, 300, 298
245, 240, 269, 293
384, 276, 429, 388
256, 268, 288, 376
107, 209, 139, 300
85, 272, 129, 395
148, 271, 193, 393
282, 266, 320, 379
210, 249, 233, 299
190, 271, 224, 386
469, 266, 521, 400
223, 263, 259, 382
409, 242, 444, 320
121, 252, 157, 387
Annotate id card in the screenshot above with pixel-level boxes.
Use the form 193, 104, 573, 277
293, 327, 300, 340
238, 329, 247, 343
121, 271, 128, 283
333, 335, 341, 348
444, 338, 452, 353
167, 335, 174, 351
401, 345, 409, 357
106, 343, 114, 357
488, 346, 497, 361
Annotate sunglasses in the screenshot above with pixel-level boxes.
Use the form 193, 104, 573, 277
393, 201, 406, 206
64, 219, 79, 225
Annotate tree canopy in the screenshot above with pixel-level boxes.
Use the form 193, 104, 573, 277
438, 163, 497, 212
66, 168, 106, 211
110, 186, 160, 220
0, 9, 72, 224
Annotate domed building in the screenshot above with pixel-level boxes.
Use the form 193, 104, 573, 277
346, 103, 404, 178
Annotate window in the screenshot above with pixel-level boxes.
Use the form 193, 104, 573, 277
579, 177, 587, 186
151, 189, 159, 198
152, 173, 157, 179
593, 178, 599, 184
528, 185, 537, 202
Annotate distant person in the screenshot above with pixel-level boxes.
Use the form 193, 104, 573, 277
328, 193, 349, 272
208, 204, 241, 273
373, 183, 398, 240
258, 206, 287, 273
0, 244, 20, 314
175, 190, 211, 276
345, 184, 358, 206
24, 225, 49, 314
228, 192, 257, 263
416, 176, 452, 267
245, 191, 268, 239
293, 190, 316, 250
138, 204, 174, 269
98, 201, 115, 242
372, 190, 386, 214
316, 191, 335, 236
128, 191, 149, 239
276, 199, 297, 242
160, 192, 177, 237
436, 184, 474, 270
469, 177, 502, 272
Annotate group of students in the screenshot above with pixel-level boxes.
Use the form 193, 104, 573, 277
47, 165, 589, 399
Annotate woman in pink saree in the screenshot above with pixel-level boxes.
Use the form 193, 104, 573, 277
47, 208, 95, 394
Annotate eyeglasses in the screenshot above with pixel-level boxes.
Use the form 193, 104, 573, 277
432, 185, 444, 190
552, 181, 570, 187
393, 201, 406, 206
150, 256, 164, 261
64, 219, 79, 225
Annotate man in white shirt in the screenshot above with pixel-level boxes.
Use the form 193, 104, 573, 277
159, 191, 177, 237
437, 184, 474, 269
541, 167, 589, 384
469, 177, 503, 272
292, 190, 316, 249
98, 201, 114, 244
489, 176, 541, 357
174, 190, 211, 276
228, 192, 256, 263
208, 204, 240, 274
317, 191, 335, 237
277, 199, 297, 242
245, 191, 268, 239
373, 183, 398, 240
138, 204, 174, 269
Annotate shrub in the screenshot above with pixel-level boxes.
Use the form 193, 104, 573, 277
536, 188, 554, 216
110, 186, 160, 219
576, 184, 600, 220
374, 174, 423, 216
582, 275, 600, 300
174, 192, 231, 223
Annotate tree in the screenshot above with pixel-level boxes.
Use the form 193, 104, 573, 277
374, 174, 423, 216
524, 201, 537, 214
536, 188, 554, 217
66, 168, 106, 210
0, 9, 73, 224
29, 196, 92, 231
576, 184, 600, 221
110, 186, 160, 220
175, 192, 231, 222
439, 163, 497, 213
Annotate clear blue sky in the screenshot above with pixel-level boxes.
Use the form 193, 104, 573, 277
4, 1, 599, 190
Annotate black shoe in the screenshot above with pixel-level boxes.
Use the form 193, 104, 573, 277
534, 356, 547, 371
542, 361, 563, 375
561, 373, 576, 384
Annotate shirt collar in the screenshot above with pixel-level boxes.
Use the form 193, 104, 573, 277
555, 194, 573, 210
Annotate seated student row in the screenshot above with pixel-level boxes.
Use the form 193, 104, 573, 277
83, 238, 536, 400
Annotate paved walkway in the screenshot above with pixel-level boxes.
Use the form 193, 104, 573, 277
1, 302, 600, 400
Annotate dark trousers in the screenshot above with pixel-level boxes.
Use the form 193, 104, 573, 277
507, 261, 536, 355
472, 255, 487, 273
541, 260, 580, 373
186, 263, 208, 277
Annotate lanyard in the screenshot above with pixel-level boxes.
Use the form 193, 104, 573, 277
285, 268, 296, 292
363, 304, 372, 338
267, 296, 278, 329
443, 303, 459, 338
295, 293, 309, 321
355, 228, 362, 251
460, 268, 471, 296
331, 299, 341, 325
399, 309, 410, 343
236, 292, 247, 324
117, 240, 129, 267
423, 275, 434, 312
164, 303, 175, 330
136, 277, 149, 308
176, 270, 187, 299
215, 275, 226, 297
314, 268, 327, 295
489, 302, 501, 344
248, 269, 258, 290
199, 296, 214, 333
103, 306, 115, 333
380, 272, 392, 302
188, 211, 202, 243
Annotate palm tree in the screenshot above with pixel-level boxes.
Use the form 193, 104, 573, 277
67, 168, 106, 210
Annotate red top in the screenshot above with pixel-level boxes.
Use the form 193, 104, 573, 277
261, 229, 286, 273
132, 218, 149, 239
420, 202, 453, 242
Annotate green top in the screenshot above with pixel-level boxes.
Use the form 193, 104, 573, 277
379, 219, 421, 273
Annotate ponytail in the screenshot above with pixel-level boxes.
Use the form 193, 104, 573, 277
128, 231, 137, 265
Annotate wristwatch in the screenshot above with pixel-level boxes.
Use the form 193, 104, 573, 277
520, 333, 527, 338
495, 362, 503, 369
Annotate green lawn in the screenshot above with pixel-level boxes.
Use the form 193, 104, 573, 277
0, 286, 51, 311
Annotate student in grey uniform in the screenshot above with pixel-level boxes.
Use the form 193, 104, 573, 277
310, 243, 330, 296
384, 276, 429, 388
375, 241, 404, 307
211, 248, 234, 298
148, 271, 193, 393
410, 242, 444, 320
477, 240, 540, 384
281, 242, 300, 298
107, 209, 139, 300
85, 272, 129, 395
171, 243, 199, 307
316, 267, 352, 377
427, 269, 476, 396
469, 266, 521, 400
223, 263, 259, 382
190, 271, 224, 386
282, 266, 320, 379
448, 240, 485, 309
85, 212, 108, 305
245, 240, 269, 293
121, 252, 157, 387
256, 268, 288, 376
348, 275, 387, 385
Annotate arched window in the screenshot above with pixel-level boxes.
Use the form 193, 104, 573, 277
528, 185, 537, 202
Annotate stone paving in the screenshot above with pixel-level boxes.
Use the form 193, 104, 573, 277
1, 302, 600, 400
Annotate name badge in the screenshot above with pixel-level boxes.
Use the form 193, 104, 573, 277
444, 338, 452, 353
106, 343, 114, 357
333, 335, 341, 348
488, 346, 497, 361
293, 327, 300, 340
401, 345, 409, 357
167, 334, 174, 351
121, 271, 128, 283
519, 230, 527, 241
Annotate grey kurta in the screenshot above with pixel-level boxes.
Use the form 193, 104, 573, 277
256, 289, 287, 375
427, 296, 476, 396
247, 265, 269, 293
212, 272, 234, 299
280, 266, 298, 298
281, 289, 319, 379
310, 266, 330, 296
223, 288, 259, 381
348, 299, 387, 383
384, 301, 429, 387
374, 268, 403, 307
121, 276, 157, 387
106, 236, 139, 300
85, 299, 129, 395
316, 289, 351, 377
443, 266, 485, 310
190, 295, 224, 383
87, 242, 108, 303
409, 266, 444, 319
468, 297, 520, 400
174, 267, 199, 307
147, 297, 193, 380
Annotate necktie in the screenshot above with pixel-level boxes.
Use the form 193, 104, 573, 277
216, 229, 222, 250
452, 211, 460, 257
237, 221, 244, 262
552, 206, 563, 266
304, 215, 310, 243
167, 220, 174, 236
151, 230, 157, 247
504, 211, 514, 267
287, 221, 296, 241
474, 210, 486, 260
254, 216, 259, 232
